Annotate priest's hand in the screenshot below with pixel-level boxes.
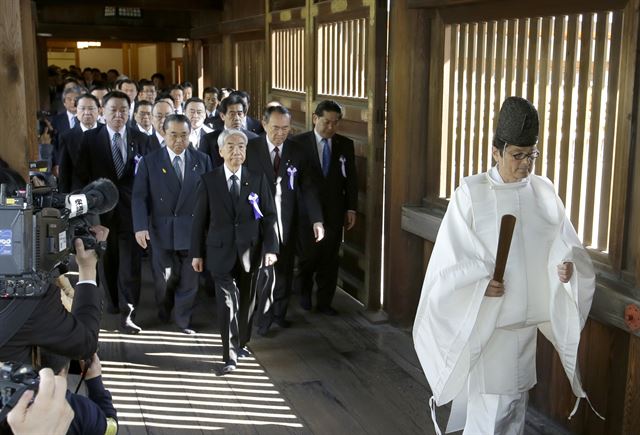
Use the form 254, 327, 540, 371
557, 262, 573, 283
485, 280, 505, 297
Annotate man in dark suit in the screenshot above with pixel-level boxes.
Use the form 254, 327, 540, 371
116, 79, 139, 124
200, 95, 258, 168
229, 90, 264, 135
75, 91, 151, 333
133, 100, 154, 136
184, 97, 213, 150
245, 106, 324, 335
191, 129, 278, 374
149, 100, 174, 150
133, 114, 212, 334
58, 93, 101, 193
292, 100, 358, 315
203, 87, 221, 129
50, 86, 83, 171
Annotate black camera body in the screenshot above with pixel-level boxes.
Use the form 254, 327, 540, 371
0, 178, 117, 298
0, 362, 39, 422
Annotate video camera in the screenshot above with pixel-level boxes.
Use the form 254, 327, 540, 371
0, 177, 118, 298
0, 362, 38, 422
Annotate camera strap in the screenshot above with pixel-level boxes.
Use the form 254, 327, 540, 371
0, 299, 39, 349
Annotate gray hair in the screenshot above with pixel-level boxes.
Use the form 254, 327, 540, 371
63, 86, 83, 99
217, 129, 248, 148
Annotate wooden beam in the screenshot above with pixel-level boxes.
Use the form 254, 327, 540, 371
37, 22, 190, 42
0, 0, 38, 176
219, 15, 265, 34
35, 0, 223, 11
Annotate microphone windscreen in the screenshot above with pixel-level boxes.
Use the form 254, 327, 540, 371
80, 178, 119, 215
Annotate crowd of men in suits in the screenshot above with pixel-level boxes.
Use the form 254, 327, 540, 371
44, 66, 358, 373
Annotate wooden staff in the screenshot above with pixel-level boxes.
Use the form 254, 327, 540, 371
493, 214, 517, 282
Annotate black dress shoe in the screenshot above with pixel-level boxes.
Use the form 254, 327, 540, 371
120, 319, 142, 334
317, 306, 338, 316
221, 362, 236, 374
257, 324, 270, 336
274, 318, 291, 328
300, 295, 312, 311
238, 346, 251, 358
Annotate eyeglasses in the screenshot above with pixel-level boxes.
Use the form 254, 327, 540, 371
508, 150, 540, 161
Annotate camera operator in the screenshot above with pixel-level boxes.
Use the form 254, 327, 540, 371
6, 368, 74, 435
35, 351, 117, 435
0, 226, 109, 365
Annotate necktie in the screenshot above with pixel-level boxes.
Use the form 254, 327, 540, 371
321, 138, 331, 177
70, 116, 76, 129
273, 146, 281, 176
173, 155, 183, 184
230, 174, 240, 201
112, 132, 125, 178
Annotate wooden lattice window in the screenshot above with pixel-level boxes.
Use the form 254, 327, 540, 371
317, 18, 367, 99
271, 27, 305, 93
439, 11, 625, 254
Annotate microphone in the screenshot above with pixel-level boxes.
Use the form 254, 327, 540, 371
66, 178, 119, 217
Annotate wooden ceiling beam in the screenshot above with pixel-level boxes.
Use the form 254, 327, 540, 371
35, 0, 223, 11
37, 22, 190, 42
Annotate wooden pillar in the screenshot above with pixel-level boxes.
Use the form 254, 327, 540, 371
0, 0, 38, 175
36, 36, 50, 112
155, 43, 173, 90
383, 0, 432, 325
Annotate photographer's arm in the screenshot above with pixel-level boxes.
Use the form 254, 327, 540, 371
22, 226, 108, 361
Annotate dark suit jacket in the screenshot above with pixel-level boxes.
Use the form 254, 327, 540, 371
0, 283, 101, 364
246, 116, 265, 135
132, 147, 212, 251
50, 111, 76, 165
190, 165, 278, 275
245, 136, 322, 245
200, 129, 258, 169
291, 131, 358, 229
58, 124, 104, 193
204, 110, 220, 129
75, 126, 150, 232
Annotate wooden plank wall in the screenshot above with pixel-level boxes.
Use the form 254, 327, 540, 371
386, 0, 640, 433
0, 0, 38, 175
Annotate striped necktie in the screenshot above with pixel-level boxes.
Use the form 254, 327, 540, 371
112, 132, 125, 178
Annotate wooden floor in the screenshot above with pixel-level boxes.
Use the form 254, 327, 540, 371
96, 260, 440, 434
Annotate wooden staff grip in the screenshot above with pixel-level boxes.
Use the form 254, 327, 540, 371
493, 214, 516, 283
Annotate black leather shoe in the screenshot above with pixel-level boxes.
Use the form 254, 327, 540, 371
317, 306, 338, 316
238, 346, 251, 358
222, 362, 237, 374
257, 325, 270, 336
300, 295, 312, 311
274, 318, 291, 328
120, 318, 142, 334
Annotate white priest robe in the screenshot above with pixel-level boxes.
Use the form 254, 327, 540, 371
413, 167, 595, 433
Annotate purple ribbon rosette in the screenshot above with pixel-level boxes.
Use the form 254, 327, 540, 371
134, 154, 143, 175
248, 192, 264, 219
339, 155, 347, 178
287, 166, 297, 190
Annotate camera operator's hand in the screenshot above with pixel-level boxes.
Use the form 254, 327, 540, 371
135, 230, 150, 249
80, 353, 102, 380
7, 368, 74, 435
76, 224, 109, 282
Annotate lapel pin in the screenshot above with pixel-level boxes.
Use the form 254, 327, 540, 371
162, 168, 167, 174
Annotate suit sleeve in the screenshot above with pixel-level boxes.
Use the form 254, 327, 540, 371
345, 139, 358, 211
57, 133, 72, 193
259, 174, 279, 255
299, 148, 323, 224
27, 283, 101, 360
131, 157, 150, 232
74, 133, 92, 188
190, 176, 210, 258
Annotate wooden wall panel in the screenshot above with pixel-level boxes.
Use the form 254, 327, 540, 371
234, 39, 266, 120
0, 0, 38, 176
384, 0, 431, 324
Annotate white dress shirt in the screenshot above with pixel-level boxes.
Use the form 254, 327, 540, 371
106, 125, 127, 162
223, 165, 242, 191
314, 129, 332, 171
166, 147, 185, 180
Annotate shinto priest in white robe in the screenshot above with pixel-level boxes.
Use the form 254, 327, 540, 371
413, 166, 596, 433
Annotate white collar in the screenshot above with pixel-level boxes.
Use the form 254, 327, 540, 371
223, 164, 241, 181
166, 146, 185, 162
486, 165, 530, 190
266, 135, 282, 154
80, 123, 97, 132
106, 124, 126, 138
313, 129, 330, 146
